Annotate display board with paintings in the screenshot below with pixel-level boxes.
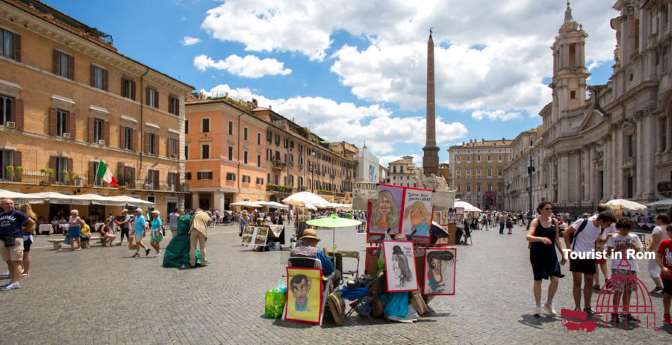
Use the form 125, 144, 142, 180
382, 240, 418, 292
241, 226, 255, 246
367, 184, 404, 242
241, 226, 270, 247
423, 247, 457, 295
402, 187, 433, 244
284, 267, 323, 324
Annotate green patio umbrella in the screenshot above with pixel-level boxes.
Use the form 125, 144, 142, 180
306, 213, 362, 253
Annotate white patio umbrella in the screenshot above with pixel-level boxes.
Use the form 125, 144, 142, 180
282, 191, 330, 208
105, 195, 154, 206
606, 199, 647, 211
454, 200, 482, 213
230, 201, 263, 208
257, 201, 289, 209
648, 199, 672, 209
72, 194, 126, 206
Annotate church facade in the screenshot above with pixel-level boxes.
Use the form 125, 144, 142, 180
504, 1, 672, 214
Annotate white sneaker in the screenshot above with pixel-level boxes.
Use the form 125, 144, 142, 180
543, 304, 557, 316
0, 282, 21, 291
533, 306, 542, 317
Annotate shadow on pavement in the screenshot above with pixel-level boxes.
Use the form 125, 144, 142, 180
518, 313, 558, 329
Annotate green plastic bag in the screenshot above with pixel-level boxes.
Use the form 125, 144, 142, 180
264, 287, 287, 319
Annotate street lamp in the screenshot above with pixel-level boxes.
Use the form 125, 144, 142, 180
527, 155, 535, 218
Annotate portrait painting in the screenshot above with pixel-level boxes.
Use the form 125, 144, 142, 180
401, 188, 433, 242
382, 240, 418, 292
367, 184, 404, 242
423, 247, 457, 295
284, 267, 323, 324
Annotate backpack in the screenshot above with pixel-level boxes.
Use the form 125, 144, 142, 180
570, 219, 590, 250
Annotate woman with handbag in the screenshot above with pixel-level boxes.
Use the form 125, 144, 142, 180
527, 201, 566, 317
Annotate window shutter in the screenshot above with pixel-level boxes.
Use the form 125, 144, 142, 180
119, 126, 125, 150
153, 170, 159, 190
88, 161, 96, 186
67, 158, 73, 173
131, 128, 137, 152
144, 133, 149, 153
68, 112, 76, 139
88, 117, 95, 143
129, 167, 136, 188
49, 108, 57, 136
120, 78, 125, 98
67, 54, 74, 80
104, 120, 110, 146
90, 65, 95, 87
155, 91, 159, 108
12, 33, 20, 62
52, 50, 58, 74
117, 162, 125, 185
166, 137, 170, 158
14, 98, 23, 131
102, 69, 108, 91
145, 87, 150, 106
131, 81, 136, 101
49, 156, 57, 171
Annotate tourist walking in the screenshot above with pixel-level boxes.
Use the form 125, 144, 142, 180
169, 209, 179, 238
506, 214, 513, 235
605, 218, 642, 323
0, 198, 34, 291
116, 209, 131, 246
131, 208, 149, 257
498, 212, 506, 234
655, 225, 672, 325
68, 210, 84, 251
190, 208, 211, 268
18, 204, 36, 277
563, 210, 616, 314
526, 201, 565, 316
149, 210, 163, 256
648, 214, 670, 294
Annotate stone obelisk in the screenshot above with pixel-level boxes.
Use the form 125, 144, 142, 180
422, 29, 440, 176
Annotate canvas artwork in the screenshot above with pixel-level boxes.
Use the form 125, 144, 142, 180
254, 226, 269, 246
284, 267, 323, 324
382, 240, 418, 292
402, 187, 433, 242
241, 226, 255, 246
367, 185, 404, 242
424, 247, 457, 295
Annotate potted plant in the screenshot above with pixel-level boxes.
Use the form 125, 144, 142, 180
14, 166, 23, 181
4, 165, 14, 181
40, 168, 56, 185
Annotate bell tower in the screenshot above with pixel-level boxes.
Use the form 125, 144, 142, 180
551, 1, 589, 113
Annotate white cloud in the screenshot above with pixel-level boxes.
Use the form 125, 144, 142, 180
200, 84, 468, 156
471, 110, 522, 121
181, 36, 201, 46
194, 54, 292, 78
200, 0, 616, 116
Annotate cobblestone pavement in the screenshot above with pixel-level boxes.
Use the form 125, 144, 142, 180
1, 224, 671, 345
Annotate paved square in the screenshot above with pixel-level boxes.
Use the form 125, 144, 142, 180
1, 224, 670, 344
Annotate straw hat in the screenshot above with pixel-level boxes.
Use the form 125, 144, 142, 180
300, 228, 320, 241
151, 210, 160, 214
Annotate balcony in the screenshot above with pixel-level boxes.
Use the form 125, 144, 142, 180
266, 184, 293, 194
271, 159, 287, 171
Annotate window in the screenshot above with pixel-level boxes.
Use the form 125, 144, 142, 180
54, 156, 70, 184
228, 146, 233, 161
228, 121, 233, 135
53, 50, 74, 79
477, 184, 481, 192
488, 183, 493, 192
256, 177, 264, 185
0, 28, 19, 61
168, 95, 179, 115
226, 172, 236, 181
184, 145, 189, 160
244, 127, 248, 141
93, 118, 104, 142
167, 172, 178, 188
197, 171, 213, 180
90, 161, 103, 187
466, 184, 471, 192
185, 172, 192, 180
118, 166, 136, 188
146, 133, 158, 155
56, 109, 69, 137
242, 175, 251, 183
146, 87, 158, 108
0, 94, 13, 125
569, 43, 576, 67
168, 138, 178, 158
121, 127, 133, 150
0, 149, 16, 180
90, 65, 108, 90
257, 154, 261, 167
626, 134, 634, 158
257, 133, 261, 145
570, 90, 576, 100
244, 151, 248, 164
202, 118, 210, 133
660, 117, 667, 152
121, 78, 136, 100
487, 168, 492, 177
185, 120, 189, 134
146, 169, 159, 190
201, 144, 210, 159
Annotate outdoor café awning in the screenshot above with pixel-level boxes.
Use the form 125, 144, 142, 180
0, 189, 43, 203
455, 200, 482, 213
3, 191, 154, 207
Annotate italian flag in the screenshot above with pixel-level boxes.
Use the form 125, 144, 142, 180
96, 160, 118, 187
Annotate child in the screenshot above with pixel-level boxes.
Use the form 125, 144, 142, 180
605, 218, 642, 323
657, 225, 672, 325
149, 210, 163, 256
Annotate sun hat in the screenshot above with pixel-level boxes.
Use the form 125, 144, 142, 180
151, 210, 160, 214
300, 228, 320, 241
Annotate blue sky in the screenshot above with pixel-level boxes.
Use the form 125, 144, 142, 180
45, 0, 616, 165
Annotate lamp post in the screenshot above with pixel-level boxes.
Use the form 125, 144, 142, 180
527, 155, 535, 218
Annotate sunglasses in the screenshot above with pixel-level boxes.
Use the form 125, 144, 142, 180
543, 207, 553, 211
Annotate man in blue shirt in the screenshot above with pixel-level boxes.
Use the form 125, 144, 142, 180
0, 198, 34, 291
132, 208, 150, 257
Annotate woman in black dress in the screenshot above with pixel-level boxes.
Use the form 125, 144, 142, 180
527, 201, 566, 317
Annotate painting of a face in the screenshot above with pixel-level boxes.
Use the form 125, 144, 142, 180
378, 193, 392, 215
424, 248, 456, 295
291, 275, 310, 311
285, 268, 322, 324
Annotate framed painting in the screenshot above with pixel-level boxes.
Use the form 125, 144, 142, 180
401, 187, 433, 243
382, 240, 418, 292
367, 184, 405, 242
254, 226, 269, 246
241, 226, 255, 246
423, 247, 457, 295
284, 267, 323, 324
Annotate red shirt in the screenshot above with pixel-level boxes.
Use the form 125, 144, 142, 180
657, 239, 672, 273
